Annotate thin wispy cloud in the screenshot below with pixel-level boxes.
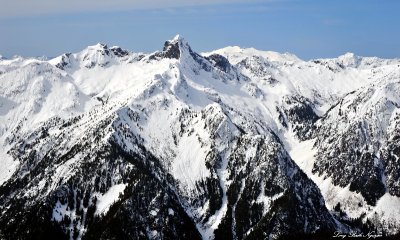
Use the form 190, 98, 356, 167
0, 0, 266, 18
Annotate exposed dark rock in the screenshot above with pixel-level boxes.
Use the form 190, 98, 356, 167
206, 54, 232, 73
110, 47, 129, 57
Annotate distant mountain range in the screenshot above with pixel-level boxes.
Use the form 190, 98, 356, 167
0, 35, 399, 239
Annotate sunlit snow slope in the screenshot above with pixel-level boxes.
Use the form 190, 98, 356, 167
0, 35, 399, 239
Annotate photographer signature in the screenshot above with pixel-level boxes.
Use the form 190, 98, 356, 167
333, 231, 383, 239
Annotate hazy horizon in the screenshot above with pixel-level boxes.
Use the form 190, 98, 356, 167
1, 0, 399, 60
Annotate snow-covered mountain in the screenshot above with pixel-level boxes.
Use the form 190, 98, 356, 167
0, 35, 399, 239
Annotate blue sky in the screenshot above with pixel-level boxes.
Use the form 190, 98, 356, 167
0, 0, 399, 59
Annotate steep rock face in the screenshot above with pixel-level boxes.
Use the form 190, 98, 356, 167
0, 103, 201, 240
381, 113, 400, 196
205, 54, 232, 73
214, 134, 337, 239
278, 95, 319, 140
150, 36, 181, 60
313, 78, 400, 205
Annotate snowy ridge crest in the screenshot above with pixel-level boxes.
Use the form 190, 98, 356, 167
0, 35, 400, 239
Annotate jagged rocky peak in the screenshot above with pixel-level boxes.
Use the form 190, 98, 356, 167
147, 34, 223, 75
149, 34, 191, 60
162, 34, 183, 59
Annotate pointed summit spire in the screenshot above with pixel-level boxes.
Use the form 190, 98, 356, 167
172, 34, 181, 41
153, 34, 187, 60
162, 34, 190, 59
148, 34, 196, 61
167, 34, 188, 45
